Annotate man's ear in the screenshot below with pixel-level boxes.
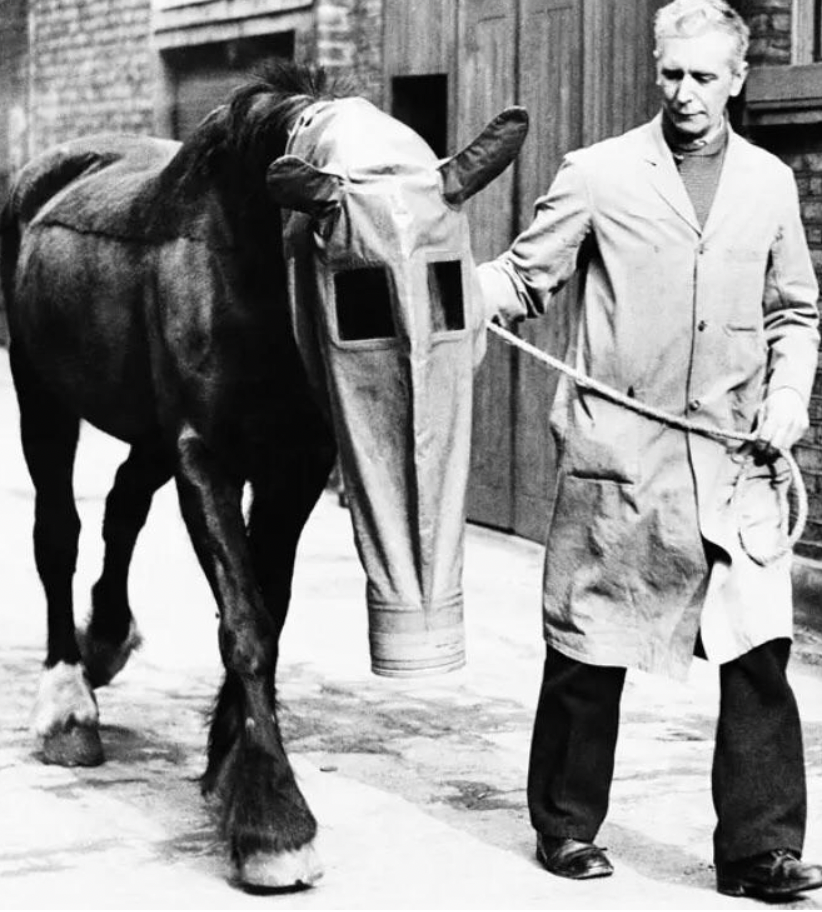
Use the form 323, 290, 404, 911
730, 60, 749, 98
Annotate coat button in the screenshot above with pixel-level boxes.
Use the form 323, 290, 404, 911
688, 398, 701, 411
697, 319, 707, 331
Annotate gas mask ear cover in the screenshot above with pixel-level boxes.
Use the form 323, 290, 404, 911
266, 154, 344, 218
439, 106, 529, 206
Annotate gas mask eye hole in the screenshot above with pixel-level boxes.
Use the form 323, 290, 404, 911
428, 261, 464, 332
334, 267, 397, 341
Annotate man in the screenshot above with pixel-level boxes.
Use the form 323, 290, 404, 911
479, 0, 822, 901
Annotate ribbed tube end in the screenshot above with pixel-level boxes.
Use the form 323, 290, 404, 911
366, 592, 465, 677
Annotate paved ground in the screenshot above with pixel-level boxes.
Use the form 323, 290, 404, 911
0, 345, 821, 911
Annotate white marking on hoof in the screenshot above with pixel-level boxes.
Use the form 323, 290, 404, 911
31, 662, 99, 737
239, 843, 323, 890
76, 619, 142, 688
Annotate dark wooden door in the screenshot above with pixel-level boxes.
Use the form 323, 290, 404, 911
165, 33, 294, 142
458, 0, 519, 530
512, 0, 583, 541
508, 0, 664, 541
384, 0, 457, 157
583, 0, 667, 145
384, 0, 456, 77
459, 0, 666, 541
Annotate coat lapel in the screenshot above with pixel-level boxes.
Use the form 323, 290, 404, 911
641, 115, 700, 234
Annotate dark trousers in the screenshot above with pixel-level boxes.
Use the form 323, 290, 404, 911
527, 640, 807, 864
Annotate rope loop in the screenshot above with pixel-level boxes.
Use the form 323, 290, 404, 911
486, 320, 807, 565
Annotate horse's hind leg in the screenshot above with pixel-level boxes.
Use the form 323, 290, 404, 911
11, 349, 102, 766
78, 439, 173, 687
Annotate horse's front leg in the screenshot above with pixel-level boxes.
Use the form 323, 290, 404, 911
245, 439, 337, 662
173, 427, 321, 891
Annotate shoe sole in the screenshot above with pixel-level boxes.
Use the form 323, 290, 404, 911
717, 878, 822, 901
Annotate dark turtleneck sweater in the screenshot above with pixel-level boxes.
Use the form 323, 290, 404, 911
662, 117, 728, 229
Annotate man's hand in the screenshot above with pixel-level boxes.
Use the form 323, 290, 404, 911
752, 387, 809, 457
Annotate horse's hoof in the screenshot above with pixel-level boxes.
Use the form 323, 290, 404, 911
42, 723, 104, 767
238, 843, 323, 891
77, 620, 142, 688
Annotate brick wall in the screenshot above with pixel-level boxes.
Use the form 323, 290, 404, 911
28, 0, 155, 153
795, 146, 822, 560
737, 0, 822, 558
0, 0, 28, 202
734, 0, 792, 64
17, 0, 386, 160
316, 0, 384, 105
0, 0, 28, 342
751, 129, 822, 559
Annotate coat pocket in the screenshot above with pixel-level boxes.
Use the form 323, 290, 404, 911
721, 324, 768, 427
561, 389, 640, 484
724, 247, 763, 264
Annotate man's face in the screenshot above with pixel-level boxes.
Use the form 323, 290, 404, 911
656, 30, 748, 140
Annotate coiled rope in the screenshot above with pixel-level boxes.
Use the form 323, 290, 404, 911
487, 320, 807, 566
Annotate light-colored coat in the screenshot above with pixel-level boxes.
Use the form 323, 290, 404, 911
479, 115, 820, 679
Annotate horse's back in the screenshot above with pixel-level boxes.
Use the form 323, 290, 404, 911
8, 135, 180, 242
7, 135, 179, 228
3, 135, 181, 442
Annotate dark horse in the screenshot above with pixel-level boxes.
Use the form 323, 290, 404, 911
0, 62, 527, 889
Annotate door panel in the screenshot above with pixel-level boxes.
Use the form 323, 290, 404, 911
384, 0, 456, 76
583, 0, 665, 145
165, 33, 294, 142
383, 0, 458, 151
458, 0, 518, 530
444, 0, 667, 540
512, 0, 582, 541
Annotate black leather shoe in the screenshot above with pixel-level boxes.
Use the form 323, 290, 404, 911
717, 849, 822, 901
536, 834, 614, 880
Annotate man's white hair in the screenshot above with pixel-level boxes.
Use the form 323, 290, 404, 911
654, 0, 750, 70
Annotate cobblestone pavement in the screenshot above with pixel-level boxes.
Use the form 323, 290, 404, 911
0, 348, 821, 911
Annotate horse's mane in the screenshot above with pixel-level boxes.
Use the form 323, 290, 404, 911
178, 61, 355, 181
3, 62, 356, 248
138, 61, 355, 243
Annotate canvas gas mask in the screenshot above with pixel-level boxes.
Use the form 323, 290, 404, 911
267, 97, 527, 676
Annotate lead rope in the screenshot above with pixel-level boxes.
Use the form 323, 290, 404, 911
486, 320, 807, 567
